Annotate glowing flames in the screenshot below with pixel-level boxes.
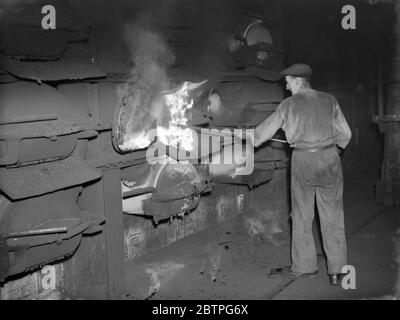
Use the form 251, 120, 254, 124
156, 80, 206, 151
120, 130, 155, 151
115, 80, 206, 153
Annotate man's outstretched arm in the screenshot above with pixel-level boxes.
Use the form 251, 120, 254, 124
253, 105, 285, 147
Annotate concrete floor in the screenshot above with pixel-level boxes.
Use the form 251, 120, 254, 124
125, 168, 400, 300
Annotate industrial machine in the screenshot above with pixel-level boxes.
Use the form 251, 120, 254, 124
0, 1, 288, 299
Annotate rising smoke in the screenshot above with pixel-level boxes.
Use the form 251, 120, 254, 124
115, 19, 176, 151
124, 20, 175, 92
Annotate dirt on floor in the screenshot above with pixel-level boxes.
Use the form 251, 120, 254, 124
125, 168, 400, 300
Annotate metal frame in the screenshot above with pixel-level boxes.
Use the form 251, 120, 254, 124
102, 168, 126, 299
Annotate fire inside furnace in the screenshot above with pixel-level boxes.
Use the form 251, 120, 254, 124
113, 80, 207, 153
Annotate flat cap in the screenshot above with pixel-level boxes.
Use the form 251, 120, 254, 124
280, 63, 312, 78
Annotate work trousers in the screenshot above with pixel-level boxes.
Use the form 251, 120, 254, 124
290, 147, 347, 275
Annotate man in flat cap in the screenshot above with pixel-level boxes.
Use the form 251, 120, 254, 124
253, 63, 351, 286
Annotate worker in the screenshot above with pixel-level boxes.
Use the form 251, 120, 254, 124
253, 63, 352, 286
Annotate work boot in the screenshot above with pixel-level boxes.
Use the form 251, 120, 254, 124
329, 273, 344, 286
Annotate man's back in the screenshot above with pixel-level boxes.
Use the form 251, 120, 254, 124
282, 89, 338, 148
254, 89, 351, 149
